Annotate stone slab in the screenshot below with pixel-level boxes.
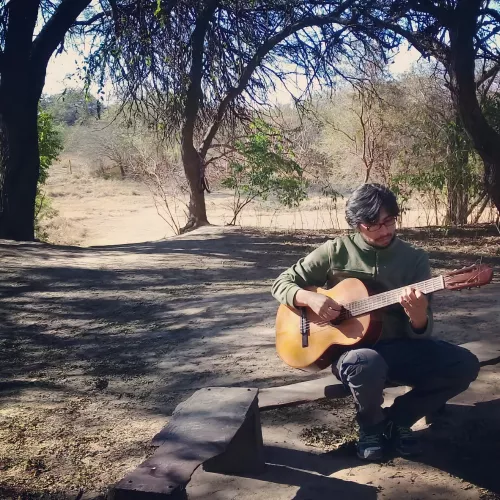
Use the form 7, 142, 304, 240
259, 340, 500, 411
112, 387, 261, 499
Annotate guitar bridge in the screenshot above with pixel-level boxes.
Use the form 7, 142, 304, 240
300, 307, 309, 347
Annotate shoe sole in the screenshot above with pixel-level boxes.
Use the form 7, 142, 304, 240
357, 450, 384, 461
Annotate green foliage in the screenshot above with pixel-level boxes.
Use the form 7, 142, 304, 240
35, 109, 64, 240
483, 92, 500, 134
40, 89, 101, 127
394, 112, 484, 224
38, 109, 64, 183
221, 121, 308, 224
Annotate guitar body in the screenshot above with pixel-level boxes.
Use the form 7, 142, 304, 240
275, 278, 382, 372
275, 264, 493, 372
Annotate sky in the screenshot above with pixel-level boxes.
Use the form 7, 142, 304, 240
269, 45, 423, 105
44, 49, 94, 95
43, 43, 423, 104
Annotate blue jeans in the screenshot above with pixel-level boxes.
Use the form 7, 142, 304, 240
334, 338, 480, 430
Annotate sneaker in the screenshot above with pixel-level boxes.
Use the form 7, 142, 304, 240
357, 429, 384, 461
385, 421, 422, 456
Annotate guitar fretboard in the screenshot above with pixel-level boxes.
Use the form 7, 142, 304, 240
346, 276, 445, 317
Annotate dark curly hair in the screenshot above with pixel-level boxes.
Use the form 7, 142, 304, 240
345, 183, 399, 228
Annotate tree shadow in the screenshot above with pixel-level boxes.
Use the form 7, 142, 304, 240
1, 226, 499, 498
0, 229, 498, 383
0, 485, 105, 500
253, 400, 500, 497
1, 226, 499, 417
1, 229, 329, 418
189, 444, 377, 500
408, 399, 500, 493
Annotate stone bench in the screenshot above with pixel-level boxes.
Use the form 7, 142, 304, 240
258, 340, 500, 411
110, 340, 500, 499
111, 387, 264, 499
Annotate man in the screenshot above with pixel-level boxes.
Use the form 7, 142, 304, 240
271, 183, 479, 461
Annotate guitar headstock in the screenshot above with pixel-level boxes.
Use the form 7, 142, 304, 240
444, 264, 493, 291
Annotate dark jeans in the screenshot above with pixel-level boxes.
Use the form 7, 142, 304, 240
334, 338, 480, 430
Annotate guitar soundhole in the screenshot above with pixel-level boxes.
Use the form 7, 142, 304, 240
330, 306, 351, 326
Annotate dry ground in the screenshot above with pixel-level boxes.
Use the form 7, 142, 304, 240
1, 155, 500, 499
1, 224, 499, 500
40, 154, 498, 247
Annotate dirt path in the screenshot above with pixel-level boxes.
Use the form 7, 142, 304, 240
1, 225, 499, 499
42, 155, 498, 247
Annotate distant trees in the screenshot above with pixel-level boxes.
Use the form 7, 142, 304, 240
313, 68, 498, 225
393, 75, 485, 226
371, 0, 500, 213
41, 89, 101, 126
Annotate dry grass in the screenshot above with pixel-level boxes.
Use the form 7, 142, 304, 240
41, 153, 498, 248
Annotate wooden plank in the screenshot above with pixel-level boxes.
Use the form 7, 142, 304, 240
112, 387, 262, 499
259, 340, 500, 412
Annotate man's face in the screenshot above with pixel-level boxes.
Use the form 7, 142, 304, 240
358, 208, 397, 248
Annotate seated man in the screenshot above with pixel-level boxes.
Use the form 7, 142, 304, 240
271, 183, 479, 461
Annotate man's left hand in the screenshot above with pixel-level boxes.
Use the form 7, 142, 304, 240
400, 287, 428, 330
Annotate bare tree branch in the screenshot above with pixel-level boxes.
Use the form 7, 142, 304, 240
32, 0, 93, 69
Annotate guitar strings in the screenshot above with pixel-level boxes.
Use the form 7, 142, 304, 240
305, 277, 443, 330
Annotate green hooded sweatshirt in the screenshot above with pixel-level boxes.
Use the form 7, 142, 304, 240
272, 232, 433, 341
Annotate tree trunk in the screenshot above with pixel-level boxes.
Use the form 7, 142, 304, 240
0, 74, 43, 241
473, 195, 491, 224
448, 0, 500, 214
433, 190, 439, 226
446, 121, 470, 226
0, 0, 91, 241
447, 181, 469, 225
180, 146, 209, 233
0, 105, 40, 241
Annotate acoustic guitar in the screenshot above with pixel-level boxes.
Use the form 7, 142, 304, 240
275, 264, 493, 372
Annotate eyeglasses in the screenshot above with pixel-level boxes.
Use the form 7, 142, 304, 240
361, 216, 397, 232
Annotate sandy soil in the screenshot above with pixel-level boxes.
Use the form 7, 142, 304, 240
41, 154, 497, 246
1, 155, 500, 499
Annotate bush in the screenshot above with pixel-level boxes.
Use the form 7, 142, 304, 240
35, 109, 64, 240
221, 121, 308, 225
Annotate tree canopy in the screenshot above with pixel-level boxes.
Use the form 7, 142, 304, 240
79, 1, 401, 230
41, 89, 101, 126
1, 0, 500, 240
82, 0, 500, 228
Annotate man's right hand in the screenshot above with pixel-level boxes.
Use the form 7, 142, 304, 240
294, 290, 341, 321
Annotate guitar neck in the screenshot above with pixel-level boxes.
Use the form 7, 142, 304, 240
347, 276, 445, 317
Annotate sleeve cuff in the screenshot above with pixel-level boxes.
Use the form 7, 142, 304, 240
285, 286, 301, 307
408, 313, 433, 338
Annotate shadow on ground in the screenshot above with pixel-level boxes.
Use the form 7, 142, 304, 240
1, 225, 499, 414
1, 225, 499, 498
412, 399, 500, 494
